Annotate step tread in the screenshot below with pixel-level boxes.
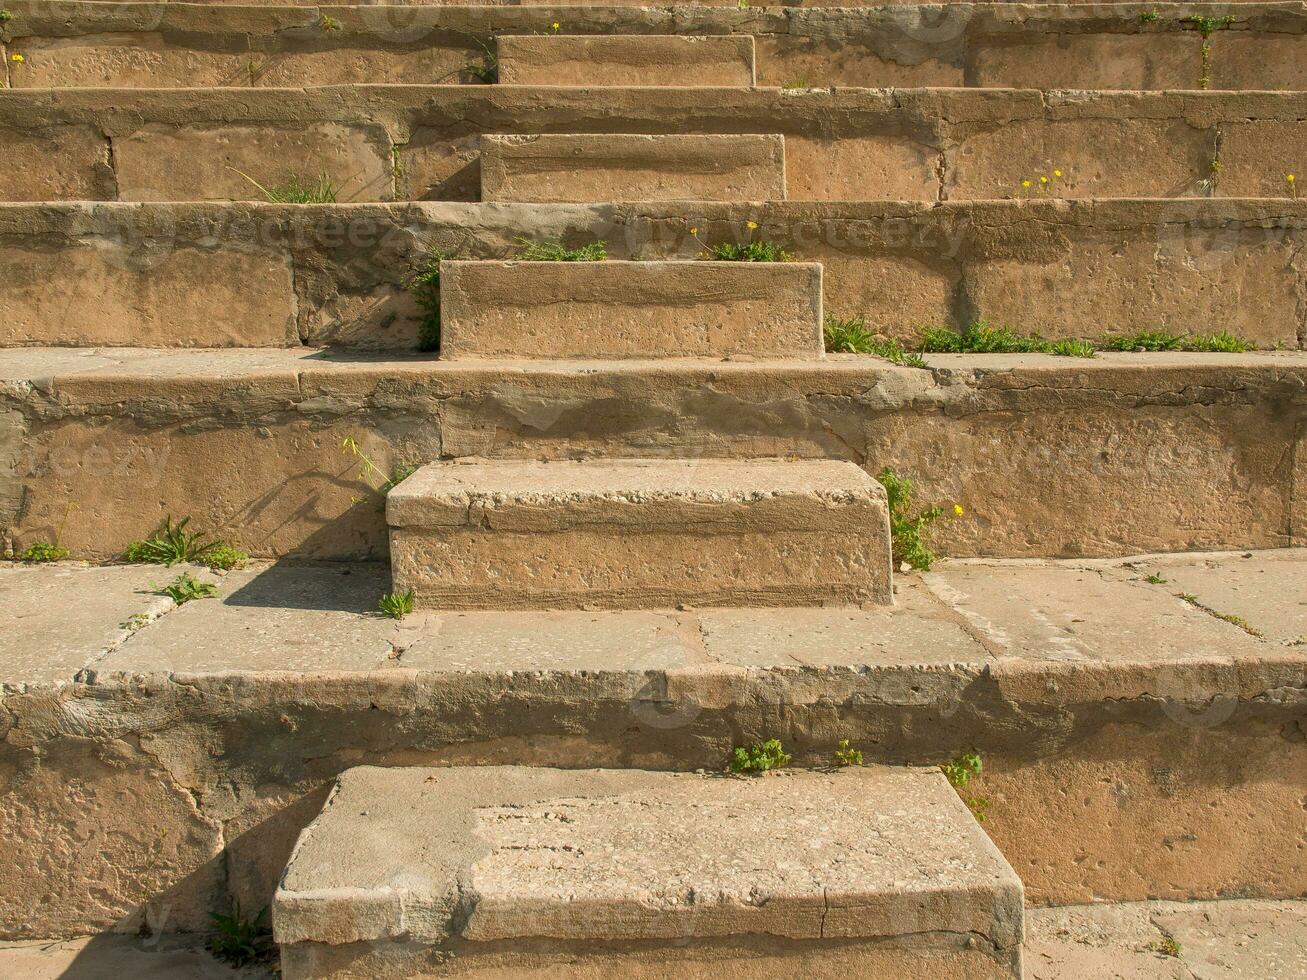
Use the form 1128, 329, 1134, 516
273, 764, 1023, 947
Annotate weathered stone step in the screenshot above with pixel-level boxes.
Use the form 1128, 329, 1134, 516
1, 200, 1303, 350
272, 765, 1024, 978
386, 458, 891, 609
5, 86, 1307, 204
1, 3, 1303, 90
1, 347, 1303, 561
481, 133, 787, 203
6, 552, 1305, 938
440, 259, 822, 360
498, 34, 756, 87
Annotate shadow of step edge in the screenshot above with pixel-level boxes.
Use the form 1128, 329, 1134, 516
497, 35, 757, 87
385, 458, 892, 610
480, 133, 788, 204
272, 765, 1025, 979
439, 260, 823, 360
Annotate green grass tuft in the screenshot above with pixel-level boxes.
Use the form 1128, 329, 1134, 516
877, 468, 951, 571
701, 240, 793, 262
921, 320, 1094, 357
1101, 330, 1253, 353
379, 589, 415, 619
514, 238, 607, 262
203, 545, 249, 571
208, 901, 274, 968
230, 168, 340, 204
408, 249, 446, 352
823, 315, 928, 367
833, 739, 863, 767
729, 738, 791, 774
124, 516, 222, 566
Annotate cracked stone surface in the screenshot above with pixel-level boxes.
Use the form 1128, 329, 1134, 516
273, 765, 1022, 951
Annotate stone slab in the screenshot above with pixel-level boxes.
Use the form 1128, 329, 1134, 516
89, 563, 397, 677
496, 35, 757, 87
480, 133, 786, 203
438, 260, 824, 360
387, 458, 892, 609
1128, 551, 1307, 646
1026, 899, 1307, 980
0, 935, 272, 979
273, 766, 1022, 963
0, 562, 173, 686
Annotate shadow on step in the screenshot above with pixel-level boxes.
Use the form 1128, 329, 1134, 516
222, 561, 392, 613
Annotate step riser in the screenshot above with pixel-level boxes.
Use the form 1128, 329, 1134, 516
480, 134, 787, 204
497, 35, 757, 87
2, 5, 1304, 90
440, 261, 823, 360
1, 201, 1304, 349
3, 356, 1301, 562
4, 88, 1307, 203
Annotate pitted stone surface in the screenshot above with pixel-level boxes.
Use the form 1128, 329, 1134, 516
274, 765, 1022, 949
497, 35, 757, 87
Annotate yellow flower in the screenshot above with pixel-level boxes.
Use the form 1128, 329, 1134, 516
1021, 180, 1031, 189
1053, 169, 1063, 178
953, 504, 965, 517
689, 227, 698, 234
746, 220, 758, 230
10, 53, 24, 64
1289, 174, 1297, 183
551, 21, 560, 30
1039, 176, 1049, 184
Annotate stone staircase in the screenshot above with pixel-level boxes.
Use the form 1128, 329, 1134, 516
1, 2, 1306, 978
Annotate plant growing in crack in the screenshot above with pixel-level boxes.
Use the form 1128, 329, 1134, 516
209, 901, 274, 967
161, 572, 218, 605
691, 221, 792, 262
1176, 593, 1264, 636
1182, 15, 1235, 90
729, 738, 791, 774
832, 739, 863, 767
942, 751, 989, 822
824, 315, 928, 367
379, 589, 415, 619
877, 468, 963, 572
341, 436, 417, 507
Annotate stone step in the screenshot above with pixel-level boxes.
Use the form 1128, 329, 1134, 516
480, 133, 788, 203
1, 347, 1303, 561
1, 3, 1302, 90
272, 764, 1024, 978
1, 199, 1304, 350
5, 86, 1307, 203
5, 552, 1305, 938
439, 259, 823, 360
386, 458, 892, 609
498, 34, 757, 87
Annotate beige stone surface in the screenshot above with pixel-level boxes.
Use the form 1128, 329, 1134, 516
480, 133, 786, 204
90, 562, 398, 676
1026, 900, 1307, 980
274, 766, 1021, 951
113, 123, 394, 203
971, 33, 1200, 90
439, 260, 825, 360
1217, 119, 1307, 198
0, 562, 173, 686
497, 35, 756, 87
947, 118, 1207, 199
0, 124, 113, 202
1127, 551, 1307, 646
0, 935, 272, 979
388, 458, 892, 609
784, 134, 938, 202
0, 244, 297, 347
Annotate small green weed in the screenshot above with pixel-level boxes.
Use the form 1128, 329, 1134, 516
1144, 573, 1169, 585
0, 9, 12, 22
162, 572, 218, 605
13, 541, 70, 562
921, 320, 1094, 357
1139, 10, 1160, 23
229, 167, 340, 204
691, 221, 792, 262
407, 249, 446, 352
729, 738, 791, 775
342, 437, 416, 505
1176, 593, 1264, 637
121, 612, 151, 633
833, 739, 863, 767
878, 468, 962, 572
1101, 330, 1252, 353
208, 901, 274, 968
458, 33, 498, 84
124, 517, 220, 566
318, 14, 342, 31
1182, 15, 1235, 89
942, 751, 989, 821
1151, 935, 1183, 957
379, 589, 415, 619
203, 545, 249, 571
514, 237, 607, 262
823, 315, 929, 367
